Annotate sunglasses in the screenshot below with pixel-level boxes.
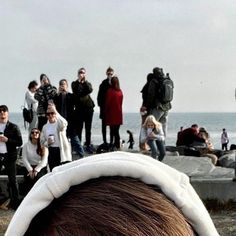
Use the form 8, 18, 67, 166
79, 71, 85, 74
46, 112, 55, 116
31, 131, 40, 134
0, 109, 7, 113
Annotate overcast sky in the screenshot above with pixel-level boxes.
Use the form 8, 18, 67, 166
1, 0, 236, 113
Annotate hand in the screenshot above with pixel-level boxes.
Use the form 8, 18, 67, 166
0, 135, 8, 143
28, 171, 34, 179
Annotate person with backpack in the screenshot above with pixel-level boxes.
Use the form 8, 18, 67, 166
146, 67, 174, 137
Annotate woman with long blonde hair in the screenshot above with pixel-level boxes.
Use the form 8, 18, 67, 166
140, 115, 165, 161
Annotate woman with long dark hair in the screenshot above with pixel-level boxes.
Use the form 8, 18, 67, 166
22, 128, 48, 195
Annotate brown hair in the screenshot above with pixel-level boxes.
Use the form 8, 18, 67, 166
111, 76, 120, 91
29, 128, 45, 157
25, 177, 195, 236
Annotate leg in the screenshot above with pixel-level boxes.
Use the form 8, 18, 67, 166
156, 140, 166, 161
68, 125, 84, 157
38, 116, 47, 131
101, 119, 107, 144
114, 125, 120, 149
147, 140, 158, 159
48, 147, 61, 171
150, 108, 168, 137
84, 110, 94, 146
4, 159, 19, 208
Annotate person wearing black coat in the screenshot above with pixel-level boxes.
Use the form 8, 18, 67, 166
0, 105, 23, 209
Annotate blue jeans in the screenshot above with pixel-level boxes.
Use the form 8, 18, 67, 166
147, 139, 166, 161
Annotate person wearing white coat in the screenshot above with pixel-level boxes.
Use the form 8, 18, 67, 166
40, 103, 71, 171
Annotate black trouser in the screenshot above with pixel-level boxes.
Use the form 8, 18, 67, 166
48, 147, 61, 171
110, 125, 120, 149
101, 119, 111, 144
0, 154, 19, 203
38, 116, 47, 131
22, 167, 47, 196
76, 109, 94, 146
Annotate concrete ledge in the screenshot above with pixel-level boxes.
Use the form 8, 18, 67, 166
0, 175, 24, 197
191, 178, 236, 203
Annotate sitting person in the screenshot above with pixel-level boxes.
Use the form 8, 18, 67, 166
140, 115, 165, 161
22, 128, 48, 195
176, 124, 206, 147
198, 127, 218, 165
6, 152, 218, 236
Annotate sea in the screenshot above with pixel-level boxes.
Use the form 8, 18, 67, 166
9, 112, 236, 150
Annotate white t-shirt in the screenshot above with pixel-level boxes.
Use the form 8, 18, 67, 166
0, 123, 7, 154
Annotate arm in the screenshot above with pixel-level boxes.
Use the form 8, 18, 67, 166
34, 147, 48, 173
22, 144, 33, 172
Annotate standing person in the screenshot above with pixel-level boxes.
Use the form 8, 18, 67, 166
0, 105, 23, 209
71, 68, 95, 154
146, 67, 174, 137
140, 115, 165, 161
40, 104, 72, 171
97, 67, 114, 146
127, 130, 134, 149
221, 128, 229, 151
104, 76, 123, 150
34, 74, 57, 131
25, 80, 39, 133
139, 73, 154, 151
54, 79, 84, 158
22, 128, 48, 195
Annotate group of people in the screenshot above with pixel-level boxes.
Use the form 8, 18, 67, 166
176, 124, 230, 165
0, 66, 125, 208
1, 67, 221, 235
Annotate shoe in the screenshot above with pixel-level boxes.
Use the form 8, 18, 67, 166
85, 145, 94, 154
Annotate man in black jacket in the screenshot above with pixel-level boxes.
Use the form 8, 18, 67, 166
97, 67, 114, 145
0, 105, 23, 209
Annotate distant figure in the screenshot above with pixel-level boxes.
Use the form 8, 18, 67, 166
22, 128, 48, 195
71, 68, 95, 154
25, 80, 38, 133
221, 128, 229, 151
140, 115, 165, 161
54, 79, 84, 158
40, 104, 72, 171
198, 127, 218, 165
146, 67, 174, 137
0, 105, 23, 209
104, 76, 123, 150
127, 130, 134, 149
176, 126, 184, 145
97, 67, 114, 145
139, 73, 154, 152
34, 74, 57, 131
176, 124, 206, 147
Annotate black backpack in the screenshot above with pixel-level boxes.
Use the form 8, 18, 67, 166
158, 77, 174, 103
22, 106, 33, 123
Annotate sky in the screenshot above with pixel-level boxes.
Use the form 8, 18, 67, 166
1, 0, 236, 113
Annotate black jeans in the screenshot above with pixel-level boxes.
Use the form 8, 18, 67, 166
0, 154, 19, 202
110, 125, 120, 149
48, 147, 61, 171
76, 109, 94, 146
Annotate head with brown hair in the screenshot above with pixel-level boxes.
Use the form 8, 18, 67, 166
25, 177, 195, 236
111, 76, 120, 90
29, 128, 45, 157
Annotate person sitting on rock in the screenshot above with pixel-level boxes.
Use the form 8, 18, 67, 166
176, 124, 206, 147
